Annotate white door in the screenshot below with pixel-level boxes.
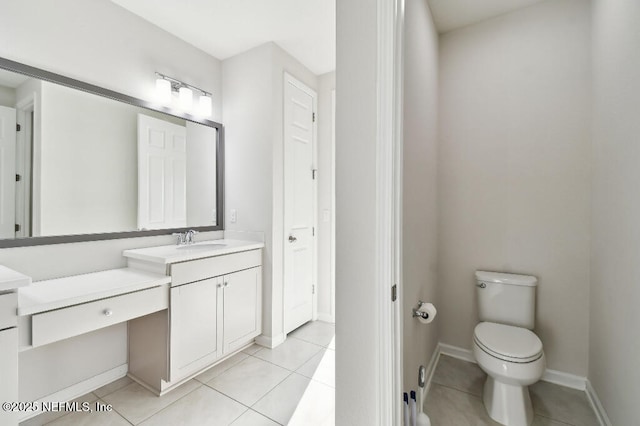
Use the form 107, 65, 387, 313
284, 74, 317, 334
0, 106, 17, 239
138, 114, 187, 230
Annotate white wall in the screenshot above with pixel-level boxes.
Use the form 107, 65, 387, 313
316, 71, 335, 322
437, 0, 592, 376
39, 82, 138, 235
0, 0, 223, 401
403, 0, 440, 391
0, 85, 15, 106
223, 43, 276, 339
590, 0, 640, 423
223, 42, 318, 343
335, 0, 379, 423
186, 122, 217, 226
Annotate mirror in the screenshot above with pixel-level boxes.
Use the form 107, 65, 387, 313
0, 57, 223, 248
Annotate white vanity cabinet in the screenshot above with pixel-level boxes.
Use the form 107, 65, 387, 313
169, 266, 262, 382
0, 266, 31, 426
0, 295, 18, 426
125, 240, 264, 394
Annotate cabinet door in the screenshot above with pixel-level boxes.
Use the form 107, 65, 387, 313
169, 277, 221, 381
223, 267, 262, 354
0, 328, 18, 426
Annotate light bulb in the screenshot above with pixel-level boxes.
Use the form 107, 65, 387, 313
179, 86, 193, 111
198, 94, 212, 117
155, 78, 171, 104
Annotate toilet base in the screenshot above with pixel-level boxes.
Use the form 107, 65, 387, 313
483, 376, 533, 426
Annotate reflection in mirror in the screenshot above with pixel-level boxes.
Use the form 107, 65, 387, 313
0, 62, 222, 245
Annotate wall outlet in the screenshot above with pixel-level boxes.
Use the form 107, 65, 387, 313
230, 209, 237, 223
323, 209, 331, 222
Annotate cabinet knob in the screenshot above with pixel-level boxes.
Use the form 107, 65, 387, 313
103, 309, 113, 317
224, 281, 229, 287
217, 283, 223, 288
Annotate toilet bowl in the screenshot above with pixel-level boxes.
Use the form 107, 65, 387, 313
473, 321, 545, 426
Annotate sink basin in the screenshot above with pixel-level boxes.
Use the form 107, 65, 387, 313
176, 243, 227, 250
123, 239, 265, 264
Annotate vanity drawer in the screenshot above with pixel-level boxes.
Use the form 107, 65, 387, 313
31, 285, 168, 347
0, 293, 18, 329
171, 249, 262, 286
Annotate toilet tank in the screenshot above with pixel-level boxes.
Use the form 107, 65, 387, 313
475, 271, 537, 329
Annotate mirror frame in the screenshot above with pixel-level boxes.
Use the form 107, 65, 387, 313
0, 56, 224, 248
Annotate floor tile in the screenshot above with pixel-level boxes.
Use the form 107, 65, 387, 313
195, 352, 249, 384
287, 379, 335, 426
425, 383, 499, 425
241, 344, 263, 356
206, 357, 290, 407
19, 393, 98, 426
102, 379, 201, 424
530, 381, 599, 426
93, 376, 134, 398
252, 373, 313, 424
139, 386, 246, 426
327, 337, 335, 351
289, 321, 335, 347
296, 348, 335, 388
230, 409, 281, 426
253, 337, 323, 371
432, 355, 486, 397
45, 399, 130, 426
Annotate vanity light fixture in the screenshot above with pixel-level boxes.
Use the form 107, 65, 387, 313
155, 72, 213, 117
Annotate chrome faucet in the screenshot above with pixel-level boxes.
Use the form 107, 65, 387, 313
185, 229, 199, 244
172, 229, 199, 246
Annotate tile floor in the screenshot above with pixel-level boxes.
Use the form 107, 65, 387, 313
21, 320, 336, 426
425, 355, 600, 426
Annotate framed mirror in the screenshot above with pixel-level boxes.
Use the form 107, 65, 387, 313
0, 57, 224, 248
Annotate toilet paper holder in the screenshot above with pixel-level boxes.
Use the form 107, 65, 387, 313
412, 301, 430, 320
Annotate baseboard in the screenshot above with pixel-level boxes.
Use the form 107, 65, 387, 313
422, 344, 441, 400
542, 368, 586, 391
586, 380, 612, 426
19, 364, 128, 421
255, 333, 286, 348
438, 343, 475, 363
437, 343, 588, 391
317, 313, 335, 323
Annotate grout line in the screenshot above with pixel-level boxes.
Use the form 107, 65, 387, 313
125, 380, 204, 425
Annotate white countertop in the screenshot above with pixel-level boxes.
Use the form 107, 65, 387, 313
122, 239, 265, 264
0, 265, 32, 292
18, 268, 170, 316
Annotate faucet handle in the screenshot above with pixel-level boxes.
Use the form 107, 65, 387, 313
172, 232, 186, 245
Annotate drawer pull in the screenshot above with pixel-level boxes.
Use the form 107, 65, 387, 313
103, 309, 113, 317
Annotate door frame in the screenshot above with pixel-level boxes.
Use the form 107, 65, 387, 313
15, 96, 35, 238
377, 0, 405, 423
282, 72, 319, 331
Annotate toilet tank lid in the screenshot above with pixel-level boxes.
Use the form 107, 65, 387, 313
475, 271, 537, 287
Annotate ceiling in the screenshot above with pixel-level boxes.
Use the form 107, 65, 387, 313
427, 0, 547, 33
110, 0, 335, 75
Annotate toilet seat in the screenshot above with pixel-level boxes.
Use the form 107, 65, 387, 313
474, 322, 543, 364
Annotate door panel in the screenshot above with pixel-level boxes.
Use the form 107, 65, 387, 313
169, 278, 220, 381
284, 76, 316, 334
223, 267, 262, 354
0, 328, 18, 425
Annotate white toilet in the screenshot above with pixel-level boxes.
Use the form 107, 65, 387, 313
472, 271, 545, 426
